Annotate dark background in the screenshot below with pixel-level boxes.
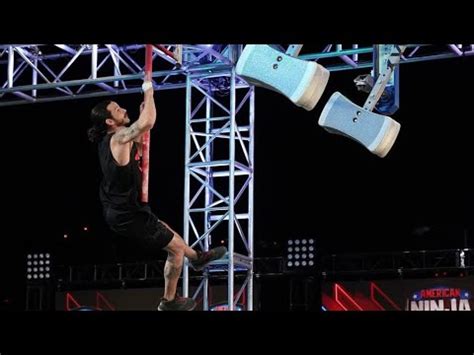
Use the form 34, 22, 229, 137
1, 47, 472, 311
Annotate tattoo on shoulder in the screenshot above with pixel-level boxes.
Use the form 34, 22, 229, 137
115, 122, 141, 143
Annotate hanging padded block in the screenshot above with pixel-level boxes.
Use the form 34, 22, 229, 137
236, 45, 329, 111
318, 92, 401, 157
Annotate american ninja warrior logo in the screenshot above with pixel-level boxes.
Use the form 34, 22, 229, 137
406, 286, 472, 311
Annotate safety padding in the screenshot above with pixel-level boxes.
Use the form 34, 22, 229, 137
236, 45, 329, 111
318, 92, 401, 157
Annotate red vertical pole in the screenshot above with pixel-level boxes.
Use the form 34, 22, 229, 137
141, 44, 153, 203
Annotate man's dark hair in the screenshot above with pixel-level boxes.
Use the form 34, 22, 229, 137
87, 100, 112, 143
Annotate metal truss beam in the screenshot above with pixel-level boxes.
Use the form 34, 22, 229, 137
321, 248, 473, 278
52, 257, 284, 292
0, 44, 230, 106
1, 44, 473, 107
298, 44, 474, 70
183, 67, 255, 310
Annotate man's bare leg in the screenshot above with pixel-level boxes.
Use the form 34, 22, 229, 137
161, 221, 198, 260
162, 233, 187, 301
160, 221, 227, 299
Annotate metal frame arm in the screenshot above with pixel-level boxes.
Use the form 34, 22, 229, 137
363, 45, 407, 112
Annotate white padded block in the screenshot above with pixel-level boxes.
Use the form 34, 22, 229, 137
318, 92, 401, 157
236, 45, 329, 111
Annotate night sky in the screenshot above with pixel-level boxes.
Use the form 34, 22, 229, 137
1, 48, 473, 310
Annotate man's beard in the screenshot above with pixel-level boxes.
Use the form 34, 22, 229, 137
122, 114, 130, 126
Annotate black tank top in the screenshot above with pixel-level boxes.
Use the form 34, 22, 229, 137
98, 133, 145, 214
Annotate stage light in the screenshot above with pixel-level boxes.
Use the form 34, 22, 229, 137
286, 238, 316, 271
210, 303, 244, 311
26, 252, 52, 281
70, 306, 99, 311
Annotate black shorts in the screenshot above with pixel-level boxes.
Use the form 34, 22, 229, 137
105, 207, 174, 253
